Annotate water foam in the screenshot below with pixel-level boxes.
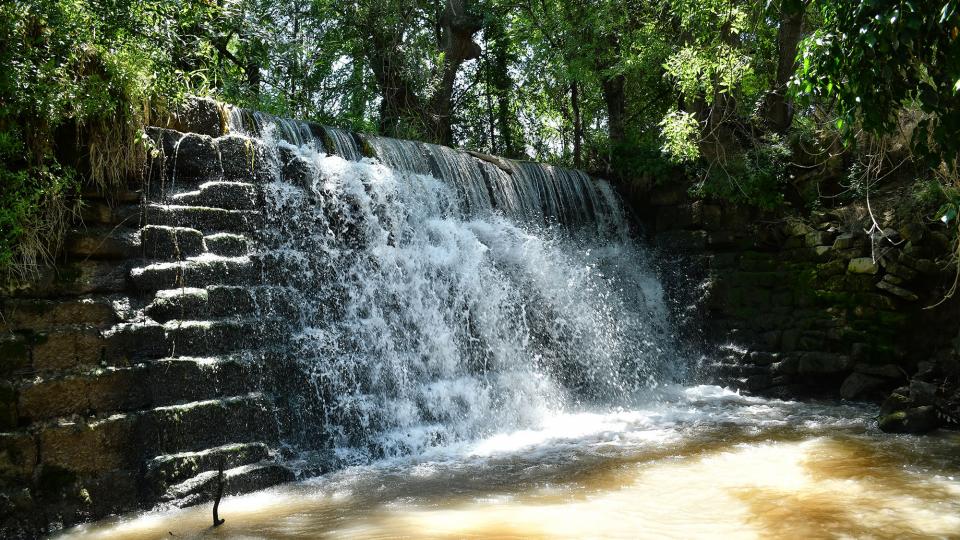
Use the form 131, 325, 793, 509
229, 115, 686, 466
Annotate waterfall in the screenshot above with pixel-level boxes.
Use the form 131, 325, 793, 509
226, 112, 684, 466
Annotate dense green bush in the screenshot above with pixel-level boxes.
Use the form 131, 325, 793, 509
0, 0, 233, 277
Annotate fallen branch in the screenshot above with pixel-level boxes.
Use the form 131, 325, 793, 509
212, 459, 226, 527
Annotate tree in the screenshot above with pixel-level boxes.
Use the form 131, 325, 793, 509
796, 1, 960, 169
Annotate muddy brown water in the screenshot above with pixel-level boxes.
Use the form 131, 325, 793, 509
54, 386, 960, 540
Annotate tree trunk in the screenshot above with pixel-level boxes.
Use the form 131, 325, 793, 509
489, 17, 517, 157
484, 52, 497, 153
426, 0, 482, 145
367, 0, 481, 144
602, 73, 626, 152
571, 80, 583, 168
599, 73, 627, 177
766, 0, 805, 133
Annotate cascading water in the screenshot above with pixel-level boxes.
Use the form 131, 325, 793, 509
56, 114, 960, 539
227, 114, 684, 465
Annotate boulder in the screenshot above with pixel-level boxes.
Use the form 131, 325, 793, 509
875, 280, 919, 301
853, 362, 904, 380
909, 379, 938, 405
840, 372, 889, 400
898, 223, 925, 243
878, 405, 940, 434
783, 218, 813, 237
163, 97, 226, 137
805, 230, 836, 247
847, 257, 879, 275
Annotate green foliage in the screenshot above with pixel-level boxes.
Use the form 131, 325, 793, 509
693, 134, 792, 210
5, 0, 960, 275
0, 0, 240, 275
659, 110, 701, 163
796, 1, 960, 169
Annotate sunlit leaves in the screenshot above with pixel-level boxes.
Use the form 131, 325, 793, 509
795, 0, 960, 168
659, 109, 701, 163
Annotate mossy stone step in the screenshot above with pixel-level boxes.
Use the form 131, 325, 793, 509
130, 256, 263, 291
144, 441, 273, 500
141, 225, 205, 260
16, 355, 260, 423
171, 181, 260, 211
145, 204, 263, 234
0, 297, 119, 332
65, 227, 141, 260
162, 462, 294, 507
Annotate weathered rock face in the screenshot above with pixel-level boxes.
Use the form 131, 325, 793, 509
0, 103, 298, 537
638, 184, 960, 434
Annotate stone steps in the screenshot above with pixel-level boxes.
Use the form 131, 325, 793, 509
0, 296, 120, 332
145, 441, 272, 491
146, 285, 298, 323
205, 233, 250, 257
79, 201, 142, 228
144, 393, 278, 456
130, 256, 262, 291
37, 392, 277, 476
13, 355, 260, 424
145, 204, 263, 233
163, 318, 285, 356
146, 127, 275, 195
171, 181, 260, 211
65, 227, 142, 260
161, 461, 295, 507
141, 225, 205, 260
1, 106, 311, 536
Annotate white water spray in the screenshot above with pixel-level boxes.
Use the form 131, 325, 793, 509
227, 111, 685, 465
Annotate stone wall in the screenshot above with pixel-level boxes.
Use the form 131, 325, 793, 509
0, 99, 295, 537
637, 182, 960, 433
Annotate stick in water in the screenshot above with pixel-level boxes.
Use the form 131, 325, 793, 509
212, 459, 226, 527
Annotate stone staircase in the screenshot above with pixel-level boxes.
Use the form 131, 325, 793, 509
0, 103, 299, 536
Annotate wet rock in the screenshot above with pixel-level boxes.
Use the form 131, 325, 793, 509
0, 298, 118, 332
65, 228, 141, 260
805, 230, 836, 247
217, 135, 275, 183
149, 129, 224, 185
0, 382, 17, 430
853, 363, 904, 380
655, 205, 695, 231
912, 258, 939, 275
875, 280, 919, 301
0, 432, 38, 479
847, 257, 878, 275
832, 233, 863, 250
146, 288, 209, 323
692, 201, 723, 230
648, 184, 687, 206
40, 415, 139, 473
881, 273, 904, 286
927, 231, 952, 253
784, 218, 812, 237
797, 352, 851, 374
878, 405, 939, 434
31, 327, 105, 372
163, 97, 225, 137
909, 379, 938, 406
899, 223, 925, 243
881, 260, 918, 281
204, 233, 249, 257
840, 372, 889, 400
141, 225, 205, 260
880, 388, 911, 416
